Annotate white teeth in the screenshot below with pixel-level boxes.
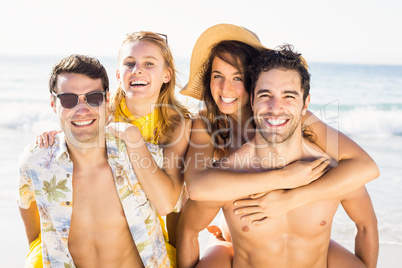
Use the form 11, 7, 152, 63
130, 80, 148, 86
73, 120, 94, 126
221, 96, 237, 104
267, 119, 286, 126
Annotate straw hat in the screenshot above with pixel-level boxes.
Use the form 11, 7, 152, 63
180, 23, 269, 100
180, 23, 307, 100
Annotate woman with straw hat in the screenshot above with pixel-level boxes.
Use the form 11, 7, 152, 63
177, 23, 379, 267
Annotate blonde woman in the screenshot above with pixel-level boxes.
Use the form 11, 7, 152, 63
107, 31, 192, 267
34, 32, 191, 268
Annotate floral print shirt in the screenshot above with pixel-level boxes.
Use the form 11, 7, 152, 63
18, 131, 170, 268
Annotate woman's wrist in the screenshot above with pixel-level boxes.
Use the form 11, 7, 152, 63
124, 126, 144, 148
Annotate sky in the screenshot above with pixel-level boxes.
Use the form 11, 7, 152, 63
1, 0, 401, 66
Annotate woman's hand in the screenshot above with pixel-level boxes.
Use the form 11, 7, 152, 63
282, 158, 331, 189
231, 158, 331, 225
36, 130, 60, 149
106, 122, 143, 148
233, 189, 292, 225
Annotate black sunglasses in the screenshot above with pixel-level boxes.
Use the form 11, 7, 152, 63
51, 91, 107, 109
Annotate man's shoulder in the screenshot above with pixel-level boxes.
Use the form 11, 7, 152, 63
215, 143, 255, 171
19, 141, 43, 163
302, 137, 335, 164
19, 134, 65, 166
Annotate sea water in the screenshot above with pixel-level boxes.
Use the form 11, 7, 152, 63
1, 55, 401, 265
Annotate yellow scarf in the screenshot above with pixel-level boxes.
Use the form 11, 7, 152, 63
114, 98, 160, 144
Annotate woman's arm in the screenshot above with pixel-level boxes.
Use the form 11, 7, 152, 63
108, 118, 191, 216
232, 111, 380, 222
289, 111, 380, 207
185, 118, 329, 201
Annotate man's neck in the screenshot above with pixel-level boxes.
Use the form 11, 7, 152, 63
66, 136, 108, 169
253, 128, 304, 169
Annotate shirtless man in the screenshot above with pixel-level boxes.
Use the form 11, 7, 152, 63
176, 46, 378, 268
18, 55, 169, 267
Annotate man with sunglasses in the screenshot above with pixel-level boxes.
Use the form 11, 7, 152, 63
18, 54, 171, 267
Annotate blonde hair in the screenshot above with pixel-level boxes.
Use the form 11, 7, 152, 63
110, 31, 191, 142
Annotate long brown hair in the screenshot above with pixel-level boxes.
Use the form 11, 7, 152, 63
110, 31, 191, 143
202, 40, 259, 158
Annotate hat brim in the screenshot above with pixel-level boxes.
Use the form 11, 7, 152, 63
180, 23, 269, 100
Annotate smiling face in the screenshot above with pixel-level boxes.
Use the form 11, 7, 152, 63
210, 55, 250, 117
252, 68, 310, 144
51, 73, 109, 146
116, 40, 171, 104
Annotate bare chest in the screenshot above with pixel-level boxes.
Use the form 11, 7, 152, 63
68, 166, 141, 266
70, 167, 127, 228
223, 198, 340, 246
